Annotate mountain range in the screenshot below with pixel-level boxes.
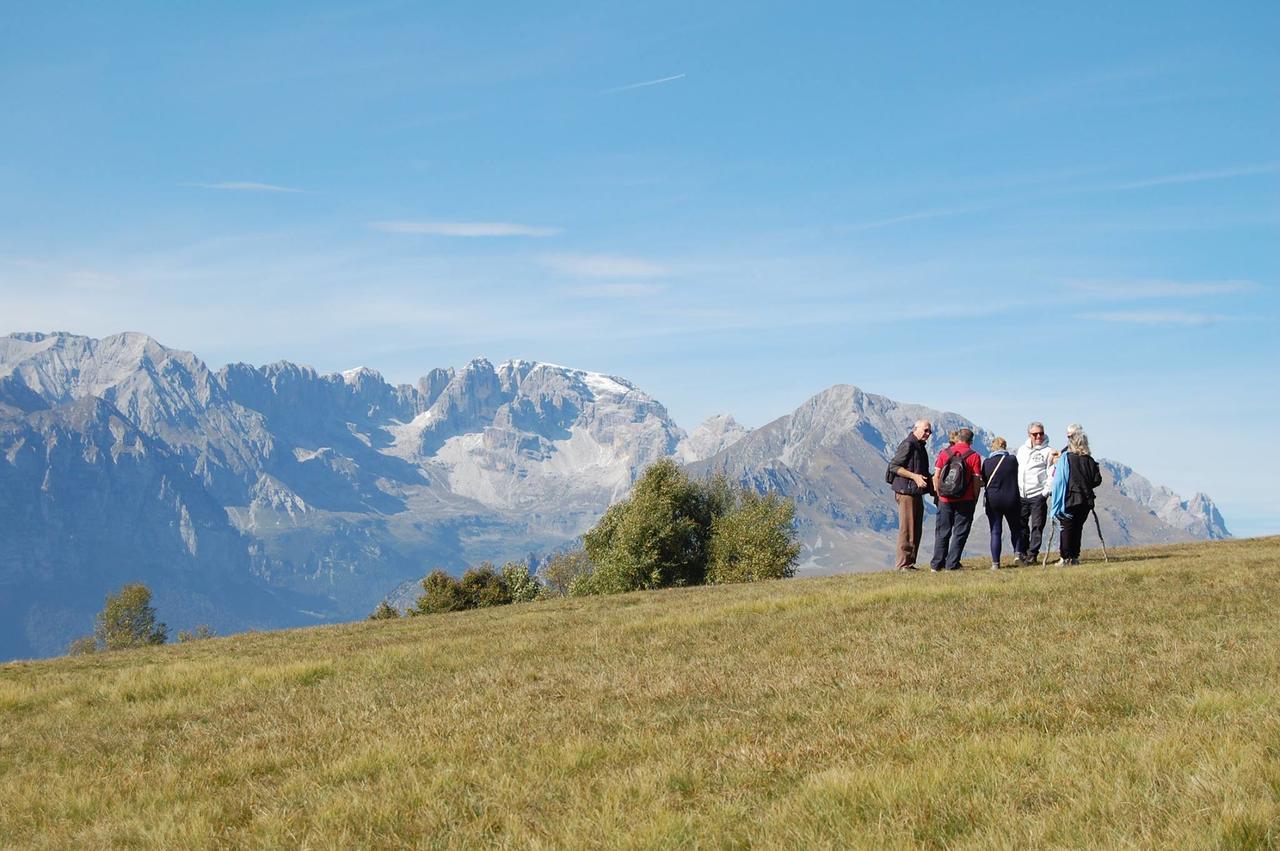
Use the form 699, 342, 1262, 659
0, 331, 1228, 660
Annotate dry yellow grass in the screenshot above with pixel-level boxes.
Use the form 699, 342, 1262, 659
2, 537, 1279, 848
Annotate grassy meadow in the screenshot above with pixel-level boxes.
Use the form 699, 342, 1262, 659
2, 537, 1279, 849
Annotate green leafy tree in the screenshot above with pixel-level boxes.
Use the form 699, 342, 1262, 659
93, 583, 168, 650
501, 560, 542, 603
368, 601, 401, 620
538, 548, 595, 597
582, 459, 719, 594
459, 563, 512, 608
412, 569, 469, 615
707, 490, 801, 583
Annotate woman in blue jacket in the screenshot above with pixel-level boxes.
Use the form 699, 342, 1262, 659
1050, 426, 1104, 565
982, 437, 1023, 569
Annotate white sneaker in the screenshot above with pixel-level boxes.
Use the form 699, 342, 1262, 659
1054, 558, 1068, 566
991, 562, 999, 570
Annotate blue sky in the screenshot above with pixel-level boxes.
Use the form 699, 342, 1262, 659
2, 2, 1277, 535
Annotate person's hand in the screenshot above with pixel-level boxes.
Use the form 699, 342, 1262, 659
913, 473, 928, 487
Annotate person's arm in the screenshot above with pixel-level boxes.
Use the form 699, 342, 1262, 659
899, 468, 928, 488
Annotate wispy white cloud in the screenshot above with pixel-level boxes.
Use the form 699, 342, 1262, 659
836, 205, 988, 233
540, 254, 668, 279
602, 73, 686, 94
561, 283, 665, 298
1064, 278, 1254, 300
1105, 162, 1280, 191
835, 160, 1278, 234
185, 181, 305, 193
1078, 310, 1231, 325
370, 221, 562, 237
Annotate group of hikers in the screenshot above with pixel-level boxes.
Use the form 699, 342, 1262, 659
887, 420, 1103, 571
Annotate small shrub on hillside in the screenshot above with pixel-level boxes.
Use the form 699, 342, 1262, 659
539, 548, 595, 597
707, 490, 800, 583
502, 561, 542, 602
459, 563, 512, 608
176, 625, 216, 642
413, 570, 469, 615
412, 562, 539, 614
66, 636, 97, 656
368, 601, 401, 620
93, 583, 168, 651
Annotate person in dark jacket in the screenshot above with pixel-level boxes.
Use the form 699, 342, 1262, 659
888, 419, 933, 570
981, 437, 1023, 569
1054, 426, 1103, 565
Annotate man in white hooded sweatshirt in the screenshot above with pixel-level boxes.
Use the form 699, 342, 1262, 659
1016, 421, 1056, 563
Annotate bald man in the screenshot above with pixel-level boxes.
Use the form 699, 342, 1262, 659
887, 419, 934, 570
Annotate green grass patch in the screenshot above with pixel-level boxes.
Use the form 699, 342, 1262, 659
2, 537, 1279, 847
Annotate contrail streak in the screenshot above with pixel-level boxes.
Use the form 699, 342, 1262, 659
602, 73, 686, 94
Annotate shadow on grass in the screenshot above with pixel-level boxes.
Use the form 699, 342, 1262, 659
938, 551, 1180, 572
1094, 552, 1179, 564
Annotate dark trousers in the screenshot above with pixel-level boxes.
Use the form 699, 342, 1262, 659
986, 501, 1024, 563
895, 493, 924, 568
1020, 495, 1048, 557
1059, 507, 1090, 559
931, 500, 976, 570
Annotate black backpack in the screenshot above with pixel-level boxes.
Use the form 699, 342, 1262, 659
938, 449, 974, 498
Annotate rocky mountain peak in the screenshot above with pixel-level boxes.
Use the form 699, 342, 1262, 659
340, 366, 383, 385
677, 414, 751, 462
1100, 460, 1230, 540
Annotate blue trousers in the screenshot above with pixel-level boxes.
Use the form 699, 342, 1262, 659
986, 500, 1024, 563
931, 500, 976, 570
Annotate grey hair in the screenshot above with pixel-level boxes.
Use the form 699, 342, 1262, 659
1068, 429, 1091, 456
1066, 422, 1084, 437
1027, 421, 1044, 434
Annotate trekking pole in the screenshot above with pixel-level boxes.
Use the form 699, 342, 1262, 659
1042, 515, 1056, 567
1091, 509, 1109, 562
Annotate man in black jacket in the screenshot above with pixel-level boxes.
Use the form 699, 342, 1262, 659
888, 419, 934, 570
